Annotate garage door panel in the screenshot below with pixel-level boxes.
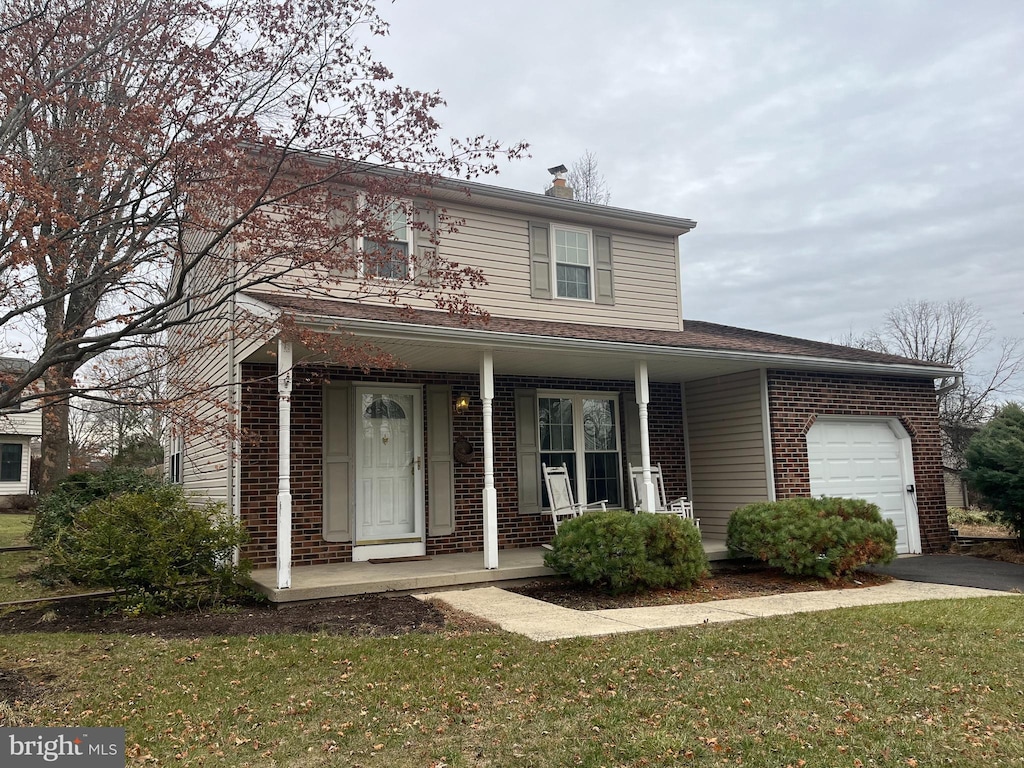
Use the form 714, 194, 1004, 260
807, 420, 915, 554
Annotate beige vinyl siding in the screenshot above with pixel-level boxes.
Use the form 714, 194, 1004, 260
255, 201, 684, 332
943, 470, 966, 508
168, 235, 272, 509
684, 370, 771, 539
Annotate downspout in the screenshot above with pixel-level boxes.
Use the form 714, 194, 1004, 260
935, 373, 963, 399
227, 237, 240, 565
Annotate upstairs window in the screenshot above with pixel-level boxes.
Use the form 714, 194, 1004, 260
553, 226, 592, 300
0, 443, 22, 482
529, 221, 614, 305
364, 203, 410, 280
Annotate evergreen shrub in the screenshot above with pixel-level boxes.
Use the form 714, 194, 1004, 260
544, 510, 708, 594
727, 497, 897, 580
30, 467, 162, 547
44, 485, 249, 612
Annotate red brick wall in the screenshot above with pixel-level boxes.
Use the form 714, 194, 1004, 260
766, 370, 948, 553
239, 364, 687, 567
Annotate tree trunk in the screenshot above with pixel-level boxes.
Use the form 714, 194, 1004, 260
39, 367, 73, 493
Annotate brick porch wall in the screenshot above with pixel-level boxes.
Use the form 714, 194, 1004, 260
239, 364, 687, 567
766, 370, 948, 553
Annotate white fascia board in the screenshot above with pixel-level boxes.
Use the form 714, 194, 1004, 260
292, 314, 958, 380
236, 293, 283, 321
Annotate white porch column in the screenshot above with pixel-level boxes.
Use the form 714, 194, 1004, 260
480, 350, 498, 569
276, 339, 293, 590
635, 360, 658, 512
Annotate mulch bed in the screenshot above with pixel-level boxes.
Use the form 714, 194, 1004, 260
507, 562, 894, 611
0, 563, 900, 639
0, 560, 944, 639
0, 594, 447, 639
0, 667, 52, 707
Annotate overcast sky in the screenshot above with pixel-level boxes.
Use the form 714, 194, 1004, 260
371, 0, 1023, 384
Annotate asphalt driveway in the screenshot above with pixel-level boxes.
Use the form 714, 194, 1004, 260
867, 553, 1024, 593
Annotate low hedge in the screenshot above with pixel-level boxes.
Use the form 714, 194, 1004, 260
544, 510, 708, 594
726, 497, 897, 580
43, 484, 250, 612
30, 467, 163, 547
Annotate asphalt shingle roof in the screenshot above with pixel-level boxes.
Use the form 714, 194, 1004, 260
246, 292, 951, 371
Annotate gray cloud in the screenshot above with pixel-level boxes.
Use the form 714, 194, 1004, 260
373, 0, 1024, 382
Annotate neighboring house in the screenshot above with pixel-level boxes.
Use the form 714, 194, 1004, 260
0, 357, 42, 505
943, 466, 969, 509
169, 165, 954, 595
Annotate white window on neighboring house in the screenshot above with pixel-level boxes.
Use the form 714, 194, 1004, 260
0, 443, 23, 482
169, 435, 183, 484
552, 226, 593, 300
364, 202, 411, 280
538, 392, 622, 508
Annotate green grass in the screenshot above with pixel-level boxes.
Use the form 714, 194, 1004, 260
1, 596, 1021, 766
0, 513, 33, 547
0, 513, 83, 603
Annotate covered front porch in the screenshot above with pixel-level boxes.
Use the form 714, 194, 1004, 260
250, 541, 731, 603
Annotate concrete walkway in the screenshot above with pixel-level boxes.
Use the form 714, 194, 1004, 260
416, 580, 1012, 642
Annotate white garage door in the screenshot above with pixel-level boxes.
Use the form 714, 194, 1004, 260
806, 419, 918, 554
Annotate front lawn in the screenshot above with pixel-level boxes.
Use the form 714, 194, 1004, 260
0, 513, 33, 547
1, 596, 1021, 766
0, 513, 84, 603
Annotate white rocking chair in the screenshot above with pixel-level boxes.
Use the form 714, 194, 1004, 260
542, 463, 608, 533
627, 462, 699, 528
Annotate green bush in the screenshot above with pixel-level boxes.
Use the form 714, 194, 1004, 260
43, 485, 250, 612
543, 510, 708, 594
30, 467, 162, 547
964, 402, 1024, 540
727, 497, 897, 580
947, 506, 1001, 527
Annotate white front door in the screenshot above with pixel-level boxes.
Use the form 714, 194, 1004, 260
353, 386, 425, 561
806, 419, 920, 554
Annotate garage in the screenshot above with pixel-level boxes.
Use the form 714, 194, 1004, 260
806, 418, 920, 554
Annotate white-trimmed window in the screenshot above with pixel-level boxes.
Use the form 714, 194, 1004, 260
364, 202, 411, 280
538, 391, 622, 507
552, 225, 593, 300
0, 443, 22, 482
168, 434, 183, 484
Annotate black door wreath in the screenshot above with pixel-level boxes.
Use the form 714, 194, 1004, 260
453, 437, 476, 464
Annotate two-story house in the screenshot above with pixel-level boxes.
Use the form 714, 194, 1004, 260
0, 357, 42, 505
169, 165, 953, 601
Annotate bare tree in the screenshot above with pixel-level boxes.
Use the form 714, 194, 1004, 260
853, 299, 1024, 467
0, 0, 527, 489
567, 150, 611, 205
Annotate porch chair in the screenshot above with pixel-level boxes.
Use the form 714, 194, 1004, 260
541, 462, 608, 534
627, 462, 699, 528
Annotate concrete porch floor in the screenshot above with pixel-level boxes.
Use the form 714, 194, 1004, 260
250, 538, 731, 603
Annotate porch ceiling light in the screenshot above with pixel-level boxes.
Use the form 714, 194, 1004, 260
454, 391, 471, 414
